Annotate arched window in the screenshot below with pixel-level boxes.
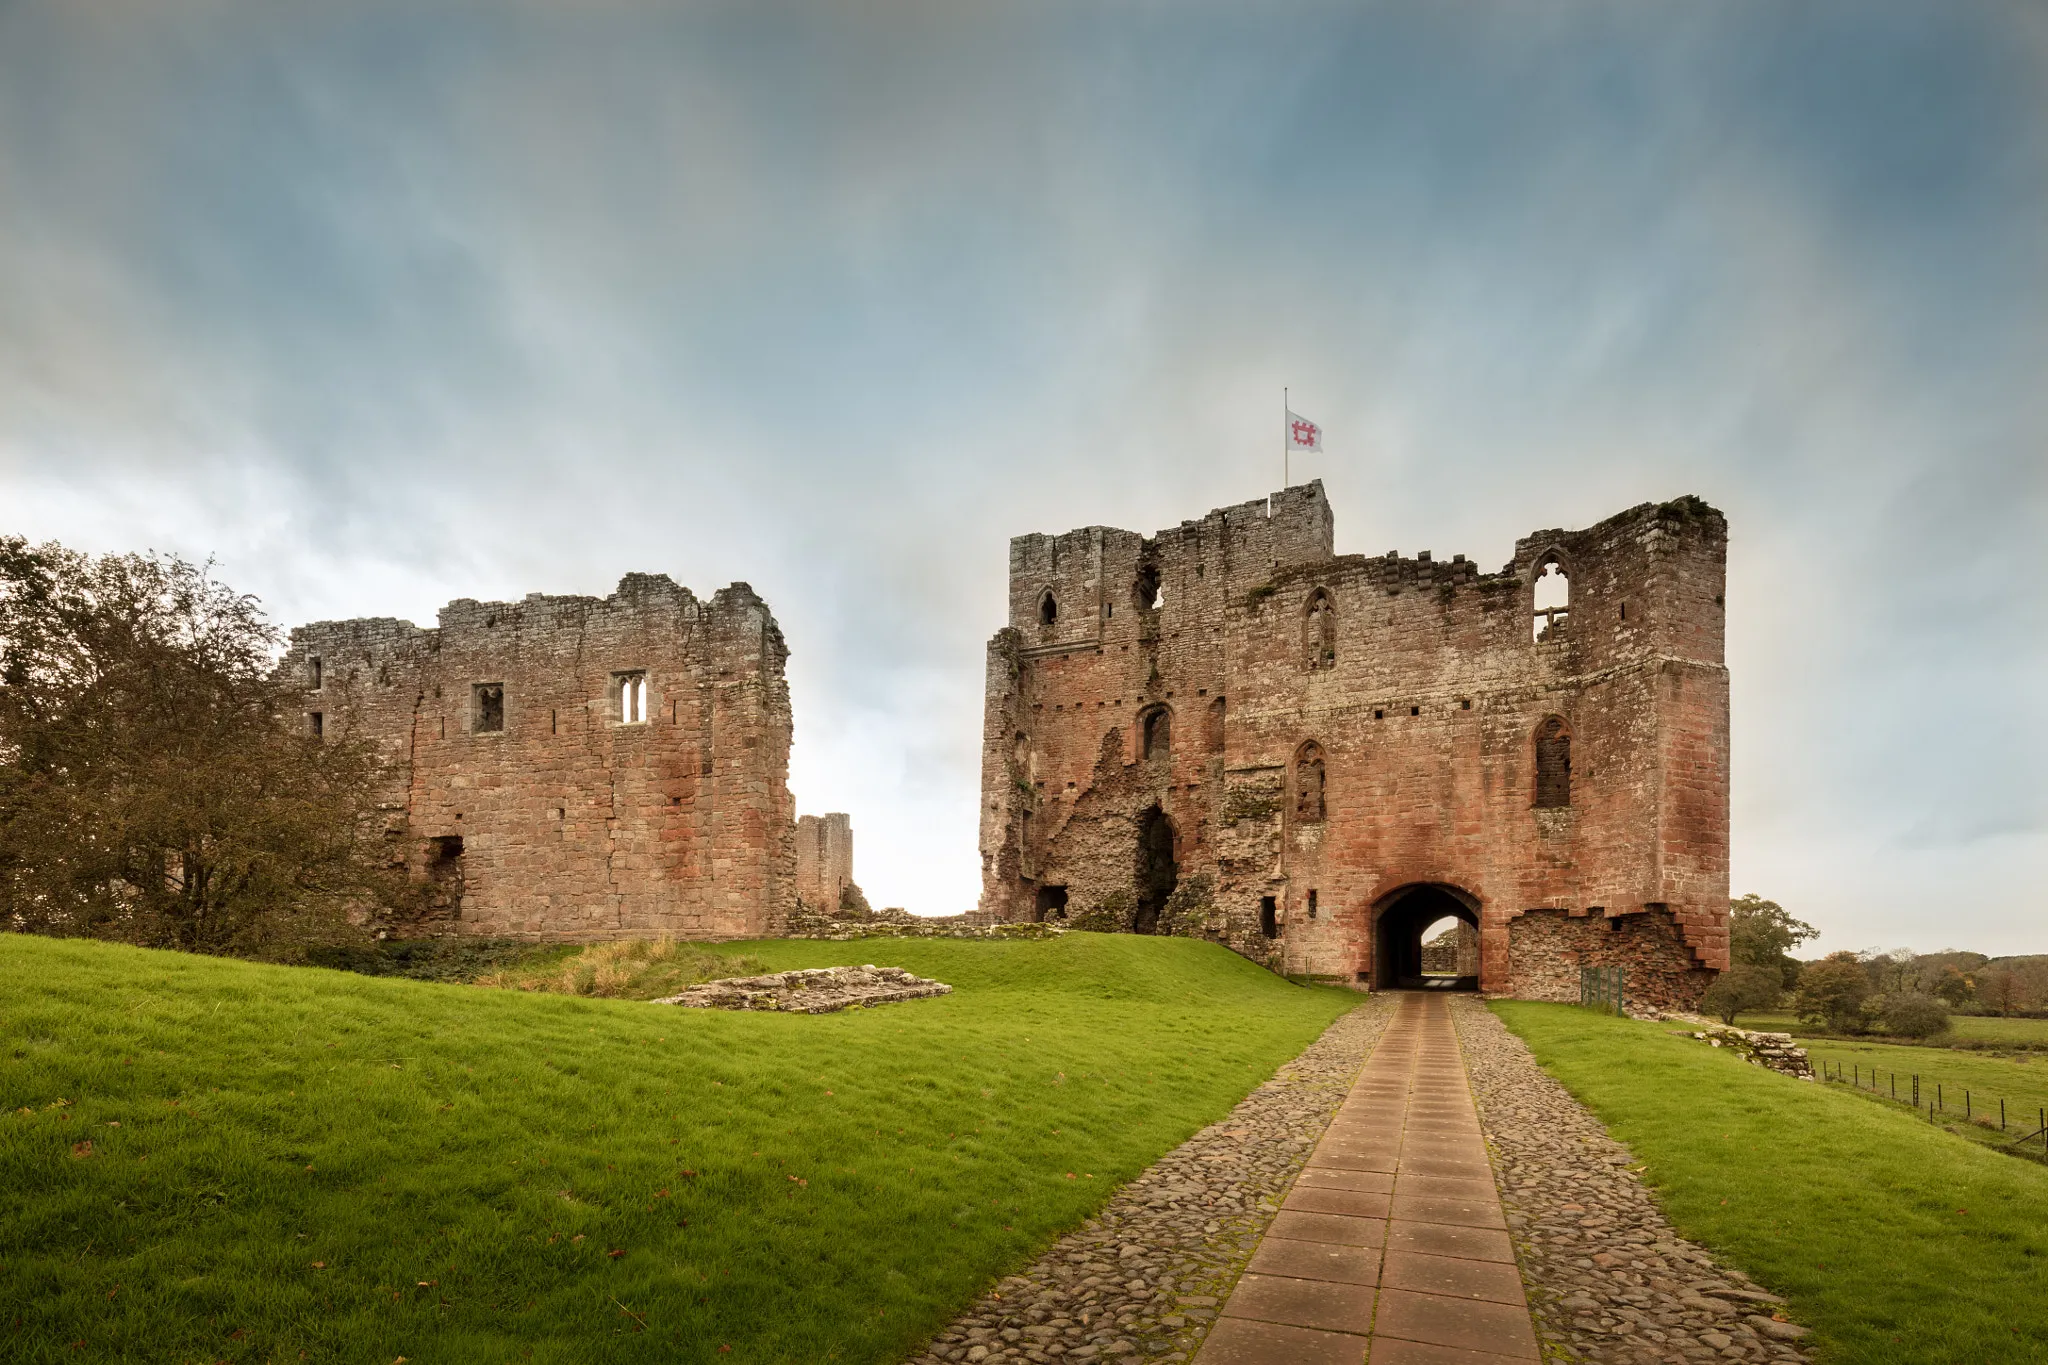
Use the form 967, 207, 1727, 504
1205, 696, 1226, 751
1533, 553, 1570, 643
1038, 590, 1058, 626
1294, 741, 1326, 822
1134, 564, 1163, 611
1534, 716, 1571, 807
1142, 706, 1172, 761
1304, 589, 1336, 669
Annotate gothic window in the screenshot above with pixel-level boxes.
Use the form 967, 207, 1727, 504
1039, 590, 1058, 626
1534, 715, 1572, 807
1533, 553, 1571, 642
616, 671, 648, 724
1142, 706, 1172, 761
1205, 696, 1227, 751
1304, 589, 1336, 669
474, 682, 505, 733
1294, 740, 1326, 822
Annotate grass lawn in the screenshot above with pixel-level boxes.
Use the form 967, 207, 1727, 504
1799, 1039, 2048, 1151
1, 932, 1358, 1364
1494, 1001, 2048, 1365
1736, 1009, 2048, 1050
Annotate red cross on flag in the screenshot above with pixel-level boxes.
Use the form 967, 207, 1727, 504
1286, 409, 1322, 453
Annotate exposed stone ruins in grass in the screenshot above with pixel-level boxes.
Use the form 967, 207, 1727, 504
977, 482, 1730, 1009
1678, 1022, 1816, 1080
653, 965, 952, 1013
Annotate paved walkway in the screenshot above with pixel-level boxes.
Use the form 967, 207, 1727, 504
1195, 992, 1539, 1364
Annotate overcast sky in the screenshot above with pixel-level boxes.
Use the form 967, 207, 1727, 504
3, 1, 2043, 953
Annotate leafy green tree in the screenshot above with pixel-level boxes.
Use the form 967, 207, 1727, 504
1793, 951, 1872, 1033
1698, 963, 1783, 1025
0, 537, 398, 956
1729, 893, 1819, 988
1874, 992, 1950, 1039
1932, 964, 1974, 1006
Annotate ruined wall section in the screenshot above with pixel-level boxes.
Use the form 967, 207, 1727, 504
794, 812, 854, 910
292, 575, 794, 941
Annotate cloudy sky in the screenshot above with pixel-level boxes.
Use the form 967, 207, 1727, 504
3, 1, 2043, 952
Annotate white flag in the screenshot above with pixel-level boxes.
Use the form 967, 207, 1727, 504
1286, 410, 1322, 452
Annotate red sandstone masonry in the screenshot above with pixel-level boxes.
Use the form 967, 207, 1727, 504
291, 574, 794, 941
977, 484, 1728, 1007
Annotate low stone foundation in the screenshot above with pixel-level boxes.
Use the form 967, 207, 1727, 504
652, 965, 952, 1014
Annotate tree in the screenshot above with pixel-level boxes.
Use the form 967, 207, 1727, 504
1932, 964, 1974, 1006
1729, 894, 1819, 988
1873, 993, 1950, 1039
0, 537, 398, 955
1793, 951, 1872, 1033
1698, 963, 1783, 1025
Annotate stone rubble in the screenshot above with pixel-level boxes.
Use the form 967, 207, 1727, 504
1451, 997, 1813, 1364
907, 998, 1395, 1364
1670, 1018, 1815, 1080
651, 965, 951, 1013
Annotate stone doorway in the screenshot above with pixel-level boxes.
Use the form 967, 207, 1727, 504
1133, 805, 1177, 935
1372, 883, 1480, 990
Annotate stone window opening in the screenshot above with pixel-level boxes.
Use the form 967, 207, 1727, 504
308, 655, 323, 690
1304, 588, 1336, 669
616, 672, 648, 725
1534, 715, 1572, 808
474, 682, 505, 733
1293, 740, 1326, 822
1039, 590, 1058, 626
309, 711, 323, 738
1533, 554, 1571, 642
1259, 896, 1279, 939
1141, 706, 1172, 762
1205, 696, 1226, 751
1307, 889, 1318, 920
1134, 564, 1164, 612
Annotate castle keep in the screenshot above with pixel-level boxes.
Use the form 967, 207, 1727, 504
292, 574, 795, 940
977, 483, 1729, 1008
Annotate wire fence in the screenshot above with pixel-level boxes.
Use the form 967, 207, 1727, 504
1579, 965, 1626, 1016
1819, 1059, 2048, 1158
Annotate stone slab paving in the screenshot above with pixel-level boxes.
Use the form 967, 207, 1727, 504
1197, 992, 1540, 1364
1450, 997, 1813, 1364
908, 997, 1397, 1364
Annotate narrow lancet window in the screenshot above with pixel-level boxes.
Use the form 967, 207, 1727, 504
1533, 555, 1571, 642
1294, 741, 1326, 822
1304, 589, 1336, 668
1534, 716, 1572, 807
618, 672, 648, 724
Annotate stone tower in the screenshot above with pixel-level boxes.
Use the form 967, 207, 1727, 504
292, 574, 795, 940
976, 483, 1729, 1008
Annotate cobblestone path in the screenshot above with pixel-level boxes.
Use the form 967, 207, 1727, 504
1195, 991, 1539, 1363
1451, 997, 1812, 1364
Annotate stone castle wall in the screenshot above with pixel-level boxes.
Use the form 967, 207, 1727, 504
794, 812, 854, 910
977, 482, 1728, 1008
291, 573, 794, 941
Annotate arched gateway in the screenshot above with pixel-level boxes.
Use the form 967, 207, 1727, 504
1372, 884, 1481, 991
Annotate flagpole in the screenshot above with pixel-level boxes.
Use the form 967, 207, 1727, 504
1283, 387, 1289, 491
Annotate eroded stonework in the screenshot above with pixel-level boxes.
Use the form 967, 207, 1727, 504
291, 574, 794, 941
977, 482, 1728, 1007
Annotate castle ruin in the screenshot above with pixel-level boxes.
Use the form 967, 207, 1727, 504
794, 812, 855, 912
976, 482, 1729, 1009
291, 574, 795, 940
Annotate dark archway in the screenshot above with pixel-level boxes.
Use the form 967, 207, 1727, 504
1133, 805, 1178, 934
1373, 883, 1480, 990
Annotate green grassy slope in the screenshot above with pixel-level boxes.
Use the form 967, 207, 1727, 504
1495, 1002, 2048, 1364
1, 933, 1358, 1365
